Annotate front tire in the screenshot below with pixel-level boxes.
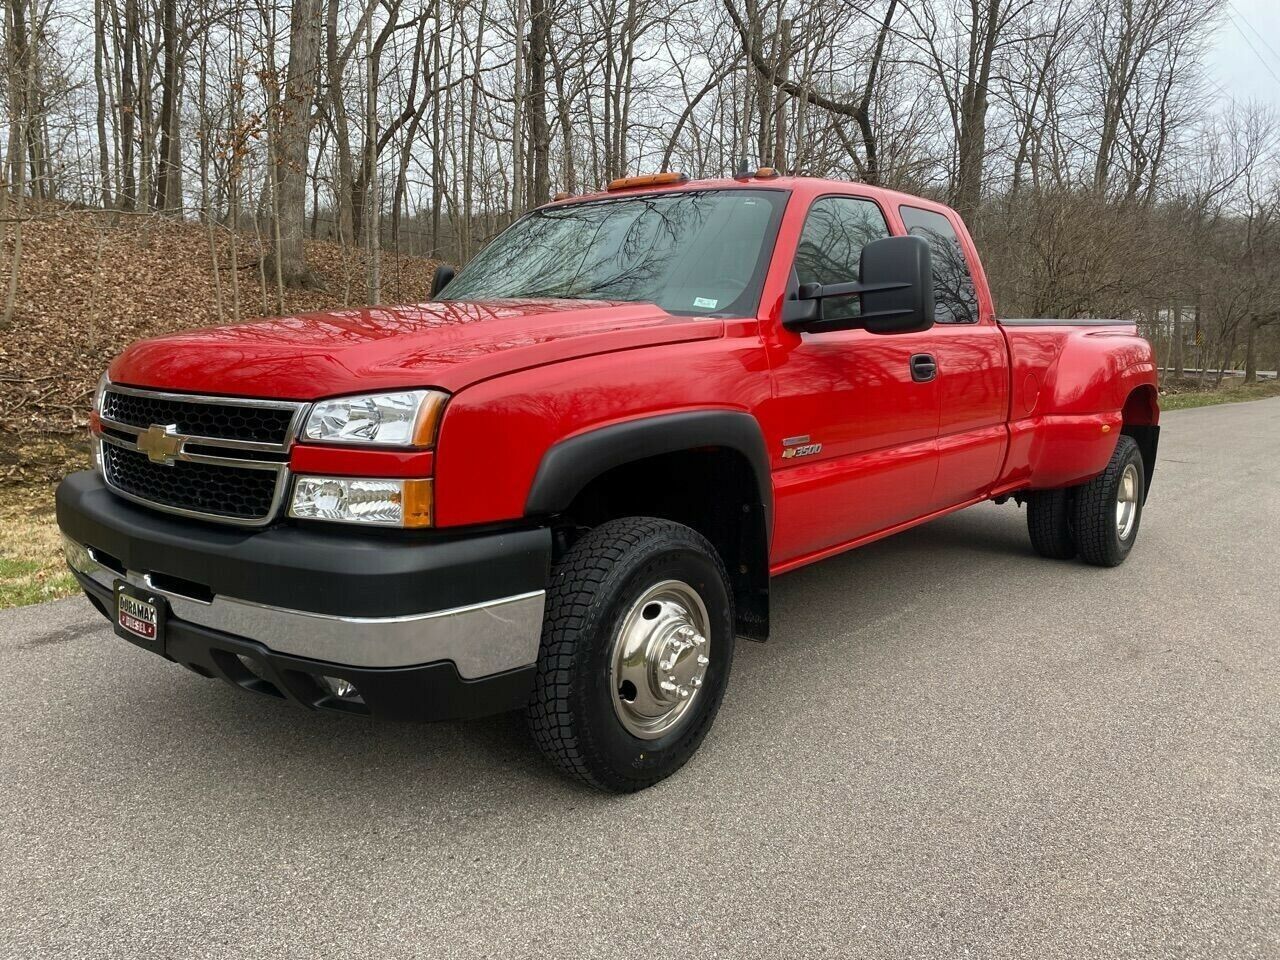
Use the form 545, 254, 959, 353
1072, 434, 1145, 567
526, 517, 735, 792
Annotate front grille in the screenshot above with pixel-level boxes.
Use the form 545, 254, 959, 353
102, 390, 297, 445
103, 445, 281, 522
96, 386, 306, 526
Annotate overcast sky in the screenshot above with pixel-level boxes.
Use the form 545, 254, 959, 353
1207, 0, 1280, 108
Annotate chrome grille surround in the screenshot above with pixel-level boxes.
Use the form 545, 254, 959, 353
95, 385, 308, 527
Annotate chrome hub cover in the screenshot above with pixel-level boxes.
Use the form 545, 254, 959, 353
609, 580, 711, 740
1116, 462, 1139, 541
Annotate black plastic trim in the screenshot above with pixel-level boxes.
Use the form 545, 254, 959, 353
58, 471, 551, 618
524, 410, 773, 540
74, 571, 533, 722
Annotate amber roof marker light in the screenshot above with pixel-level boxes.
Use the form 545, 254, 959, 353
606, 171, 689, 192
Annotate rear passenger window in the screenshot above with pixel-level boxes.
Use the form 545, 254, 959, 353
794, 197, 890, 322
899, 205, 978, 324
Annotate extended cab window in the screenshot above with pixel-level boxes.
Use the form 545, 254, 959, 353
899, 205, 979, 324
442, 189, 786, 317
793, 196, 890, 322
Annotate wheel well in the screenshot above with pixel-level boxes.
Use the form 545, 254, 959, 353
1122, 384, 1158, 426
1121, 385, 1159, 499
556, 447, 770, 641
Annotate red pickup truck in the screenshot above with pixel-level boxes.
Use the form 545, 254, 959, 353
57, 172, 1159, 791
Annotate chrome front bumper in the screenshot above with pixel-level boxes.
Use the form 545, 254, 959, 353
64, 535, 546, 679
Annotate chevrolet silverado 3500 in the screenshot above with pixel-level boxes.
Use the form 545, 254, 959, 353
57, 172, 1159, 791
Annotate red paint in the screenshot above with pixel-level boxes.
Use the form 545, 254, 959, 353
105, 175, 1158, 569
290, 445, 434, 478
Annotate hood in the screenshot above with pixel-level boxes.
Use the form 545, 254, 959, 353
108, 299, 723, 399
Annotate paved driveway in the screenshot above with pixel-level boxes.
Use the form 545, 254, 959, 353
2, 398, 1277, 959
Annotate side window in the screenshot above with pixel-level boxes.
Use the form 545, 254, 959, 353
899, 205, 978, 324
794, 197, 890, 322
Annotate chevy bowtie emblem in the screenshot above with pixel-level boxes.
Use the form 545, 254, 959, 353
137, 423, 185, 465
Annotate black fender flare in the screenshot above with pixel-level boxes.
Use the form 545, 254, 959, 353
524, 409, 773, 541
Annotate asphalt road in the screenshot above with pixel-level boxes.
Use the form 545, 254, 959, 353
3, 399, 1278, 960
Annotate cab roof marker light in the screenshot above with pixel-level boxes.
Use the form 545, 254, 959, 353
606, 171, 688, 192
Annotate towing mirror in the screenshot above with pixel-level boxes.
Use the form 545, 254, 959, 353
781, 235, 935, 335
430, 264, 456, 299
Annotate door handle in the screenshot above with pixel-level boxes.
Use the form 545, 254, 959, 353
910, 353, 937, 382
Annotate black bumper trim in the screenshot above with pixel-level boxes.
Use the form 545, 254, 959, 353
76, 572, 534, 722
57, 471, 551, 618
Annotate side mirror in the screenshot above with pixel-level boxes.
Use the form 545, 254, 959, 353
430, 264, 456, 299
781, 235, 935, 335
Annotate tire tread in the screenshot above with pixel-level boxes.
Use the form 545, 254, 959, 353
1073, 435, 1142, 567
526, 517, 732, 792
1026, 488, 1076, 559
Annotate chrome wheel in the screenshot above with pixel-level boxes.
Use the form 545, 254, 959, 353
1116, 462, 1139, 541
609, 580, 711, 740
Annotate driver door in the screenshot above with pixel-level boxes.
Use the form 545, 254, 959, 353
762, 194, 942, 567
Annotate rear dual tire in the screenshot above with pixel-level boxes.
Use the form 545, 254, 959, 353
1026, 434, 1145, 567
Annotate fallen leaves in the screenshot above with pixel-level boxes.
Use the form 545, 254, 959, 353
0, 205, 438, 488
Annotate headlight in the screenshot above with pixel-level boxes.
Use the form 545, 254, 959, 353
303, 390, 447, 447
289, 476, 433, 528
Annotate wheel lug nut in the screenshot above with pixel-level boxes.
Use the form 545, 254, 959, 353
677, 686, 691, 699
696, 654, 709, 666
659, 680, 678, 694
690, 677, 703, 689
693, 634, 706, 647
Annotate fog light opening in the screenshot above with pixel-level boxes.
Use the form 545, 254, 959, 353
320, 675, 363, 703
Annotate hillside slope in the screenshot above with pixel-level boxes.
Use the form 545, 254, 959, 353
0, 209, 438, 485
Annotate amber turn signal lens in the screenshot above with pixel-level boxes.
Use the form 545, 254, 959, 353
411, 392, 449, 448
401, 478, 434, 528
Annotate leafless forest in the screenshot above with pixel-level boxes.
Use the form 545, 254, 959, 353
3, 0, 1279, 379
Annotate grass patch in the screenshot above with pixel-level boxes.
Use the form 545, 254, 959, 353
0, 486, 77, 609
1160, 379, 1280, 411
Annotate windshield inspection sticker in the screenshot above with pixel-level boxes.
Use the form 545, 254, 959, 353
693, 297, 719, 309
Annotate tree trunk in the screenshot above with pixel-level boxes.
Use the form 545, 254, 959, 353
1243, 321, 1257, 384
510, 0, 526, 214
93, 0, 113, 208
770, 19, 790, 170
365, 2, 379, 304
527, 0, 550, 205
953, 0, 1001, 223
1172, 305, 1184, 378
155, 0, 181, 213
460, 0, 487, 260
326, 0, 354, 247
273, 0, 323, 287
2, 0, 31, 329
118, 0, 138, 209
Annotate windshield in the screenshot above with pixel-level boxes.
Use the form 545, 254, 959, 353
442, 189, 787, 317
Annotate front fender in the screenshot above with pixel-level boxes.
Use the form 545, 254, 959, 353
525, 409, 773, 535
